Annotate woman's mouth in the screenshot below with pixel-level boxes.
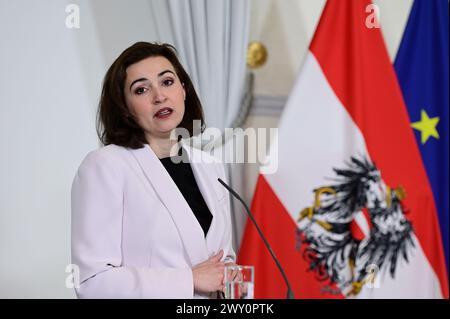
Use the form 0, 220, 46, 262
154, 107, 174, 119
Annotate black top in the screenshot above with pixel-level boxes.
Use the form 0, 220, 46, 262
160, 155, 213, 237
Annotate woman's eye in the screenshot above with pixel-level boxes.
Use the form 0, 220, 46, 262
135, 87, 148, 95
162, 78, 174, 86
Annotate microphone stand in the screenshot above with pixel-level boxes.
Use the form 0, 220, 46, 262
218, 178, 295, 299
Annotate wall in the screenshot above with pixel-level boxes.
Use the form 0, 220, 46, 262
0, 0, 160, 298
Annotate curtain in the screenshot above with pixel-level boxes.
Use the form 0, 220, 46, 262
148, 0, 251, 252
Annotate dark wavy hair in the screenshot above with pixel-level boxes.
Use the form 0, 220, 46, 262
97, 42, 205, 149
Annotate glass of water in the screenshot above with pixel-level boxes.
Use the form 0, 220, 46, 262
223, 265, 254, 299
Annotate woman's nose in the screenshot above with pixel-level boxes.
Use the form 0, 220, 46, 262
152, 87, 167, 104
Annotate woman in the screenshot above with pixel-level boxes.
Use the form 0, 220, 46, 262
71, 42, 235, 299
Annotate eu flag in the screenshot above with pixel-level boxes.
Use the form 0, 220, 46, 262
394, 0, 449, 274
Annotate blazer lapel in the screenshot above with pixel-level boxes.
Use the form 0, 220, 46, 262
184, 143, 226, 253
128, 144, 208, 266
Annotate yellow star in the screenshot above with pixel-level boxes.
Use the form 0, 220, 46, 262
411, 109, 440, 144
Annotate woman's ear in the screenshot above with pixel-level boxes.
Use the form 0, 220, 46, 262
182, 83, 186, 101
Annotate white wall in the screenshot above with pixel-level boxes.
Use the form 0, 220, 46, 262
0, 0, 160, 298
0, 0, 414, 298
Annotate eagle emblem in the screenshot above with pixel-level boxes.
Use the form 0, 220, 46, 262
296, 156, 415, 296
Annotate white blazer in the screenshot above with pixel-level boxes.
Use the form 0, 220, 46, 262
71, 142, 235, 299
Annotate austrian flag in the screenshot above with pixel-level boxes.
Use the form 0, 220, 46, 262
238, 0, 448, 298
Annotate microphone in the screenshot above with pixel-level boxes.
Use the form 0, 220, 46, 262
218, 178, 295, 299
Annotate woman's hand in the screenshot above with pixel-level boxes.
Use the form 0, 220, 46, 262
192, 250, 225, 294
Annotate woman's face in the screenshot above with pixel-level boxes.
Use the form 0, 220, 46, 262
124, 56, 186, 141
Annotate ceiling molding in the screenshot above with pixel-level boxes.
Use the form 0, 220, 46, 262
249, 95, 287, 117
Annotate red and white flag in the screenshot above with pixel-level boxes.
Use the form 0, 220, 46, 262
238, 0, 448, 298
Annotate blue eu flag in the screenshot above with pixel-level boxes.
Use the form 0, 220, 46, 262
395, 0, 449, 273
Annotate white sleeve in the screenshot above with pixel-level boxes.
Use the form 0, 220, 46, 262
71, 151, 194, 299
